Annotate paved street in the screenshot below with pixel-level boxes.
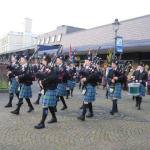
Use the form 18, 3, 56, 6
0, 84, 150, 150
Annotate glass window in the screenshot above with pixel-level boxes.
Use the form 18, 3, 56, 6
37, 39, 41, 44
56, 34, 62, 42
50, 36, 55, 43
41, 38, 45, 44
46, 37, 50, 44
48, 37, 51, 44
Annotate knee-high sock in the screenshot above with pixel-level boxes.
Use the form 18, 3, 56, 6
88, 102, 93, 114
60, 96, 67, 107
15, 98, 23, 112
49, 107, 56, 119
25, 98, 34, 108
114, 100, 118, 112
16, 92, 20, 100
138, 97, 142, 109
82, 103, 88, 116
40, 108, 48, 124
71, 89, 73, 96
8, 93, 14, 104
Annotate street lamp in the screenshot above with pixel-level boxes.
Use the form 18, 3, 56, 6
112, 18, 120, 59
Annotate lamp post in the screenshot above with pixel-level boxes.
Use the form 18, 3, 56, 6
112, 18, 120, 59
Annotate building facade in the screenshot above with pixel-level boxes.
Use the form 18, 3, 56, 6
1, 15, 150, 62
37, 14, 150, 62
0, 18, 37, 55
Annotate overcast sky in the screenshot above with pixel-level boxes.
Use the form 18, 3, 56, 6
0, 0, 150, 37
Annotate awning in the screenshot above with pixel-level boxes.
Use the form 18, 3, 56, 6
37, 44, 62, 55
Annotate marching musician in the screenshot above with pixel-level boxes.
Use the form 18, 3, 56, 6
132, 63, 148, 110
11, 55, 34, 115
107, 60, 125, 115
5, 55, 20, 108
66, 62, 76, 98
35, 54, 59, 129
34, 58, 43, 105
55, 55, 68, 110
77, 55, 98, 121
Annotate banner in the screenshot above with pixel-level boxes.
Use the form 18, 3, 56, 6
116, 36, 123, 53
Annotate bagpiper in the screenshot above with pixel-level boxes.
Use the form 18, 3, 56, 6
55, 55, 68, 110
5, 55, 20, 107
77, 55, 98, 121
66, 62, 76, 98
35, 54, 58, 129
11, 55, 34, 115
107, 60, 125, 115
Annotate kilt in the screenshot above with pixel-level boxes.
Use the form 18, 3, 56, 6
9, 78, 19, 94
57, 83, 67, 96
108, 83, 122, 100
67, 80, 76, 90
139, 84, 146, 97
84, 84, 96, 102
40, 89, 57, 107
19, 84, 32, 98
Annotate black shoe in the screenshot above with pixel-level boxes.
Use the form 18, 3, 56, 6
27, 107, 34, 113
5, 103, 12, 108
86, 113, 93, 118
34, 123, 45, 129
11, 110, 19, 115
48, 118, 57, 124
61, 106, 67, 110
77, 115, 85, 121
110, 111, 114, 115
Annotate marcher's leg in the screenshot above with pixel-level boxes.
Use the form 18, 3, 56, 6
34, 108, 48, 129
60, 96, 67, 110
11, 98, 23, 115
48, 107, 57, 123
5, 93, 14, 107
26, 98, 34, 112
86, 102, 94, 117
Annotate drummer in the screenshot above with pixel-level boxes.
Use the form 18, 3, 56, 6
131, 63, 148, 110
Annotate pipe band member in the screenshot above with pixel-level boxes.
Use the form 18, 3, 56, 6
55, 55, 68, 110
35, 54, 59, 129
132, 63, 147, 110
77, 54, 98, 121
5, 55, 20, 108
107, 60, 125, 115
11, 55, 34, 115
66, 62, 76, 98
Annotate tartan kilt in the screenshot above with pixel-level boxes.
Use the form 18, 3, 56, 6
108, 83, 122, 100
139, 84, 146, 96
57, 83, 67, 96
40, 89, 57, 107
19, 84, 32, 98
9, 78, 19, 94
67, 80, 76, 90
84, 84, 96, 102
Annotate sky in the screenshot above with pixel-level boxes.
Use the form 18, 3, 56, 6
0, 0, 150, 37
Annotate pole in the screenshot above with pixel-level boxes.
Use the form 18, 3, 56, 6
113, 30, 117, 60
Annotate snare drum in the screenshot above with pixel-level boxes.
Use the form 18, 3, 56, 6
128, 83, 140, 96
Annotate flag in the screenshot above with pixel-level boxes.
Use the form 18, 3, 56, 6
69, 44, 72, 62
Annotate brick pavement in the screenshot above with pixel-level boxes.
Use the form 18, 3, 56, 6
0, 84, 150, 150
